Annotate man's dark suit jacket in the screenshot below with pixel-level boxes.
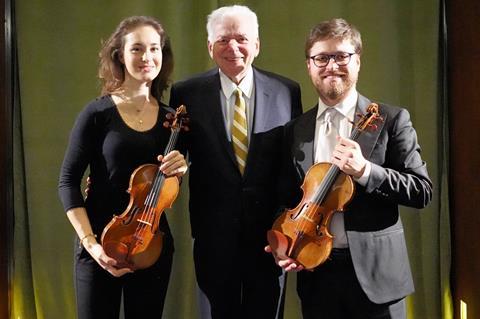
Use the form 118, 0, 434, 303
169, 67, 302, 316
279, 94, 432, 304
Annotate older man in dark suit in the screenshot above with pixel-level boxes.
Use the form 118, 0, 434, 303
267, 18, 432, 319
169, 5, 302, 319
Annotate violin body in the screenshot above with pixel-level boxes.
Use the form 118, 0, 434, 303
268, 162, 354, 270
101, 163, 179, 270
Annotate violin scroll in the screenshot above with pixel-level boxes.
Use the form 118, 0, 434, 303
163, 105, 190, 131
355, 103, 383, 132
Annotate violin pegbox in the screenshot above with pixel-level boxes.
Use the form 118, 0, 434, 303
163, 105, 190, 131
355, 103, 383, 132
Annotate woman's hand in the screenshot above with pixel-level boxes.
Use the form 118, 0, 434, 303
264, 245, 304, 272
81, 235, 133, 277
158, 150, 188, 177
67, 208, 132, 277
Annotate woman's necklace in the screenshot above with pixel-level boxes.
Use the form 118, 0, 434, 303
120, 95, 149, 126
134, 99, 148, 125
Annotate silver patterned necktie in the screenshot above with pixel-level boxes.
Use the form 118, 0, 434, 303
315, 108, 338, 163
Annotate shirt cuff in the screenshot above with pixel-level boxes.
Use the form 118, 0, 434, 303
354, 161, 371, 186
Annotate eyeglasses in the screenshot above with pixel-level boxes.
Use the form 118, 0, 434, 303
309, 52, 356, 68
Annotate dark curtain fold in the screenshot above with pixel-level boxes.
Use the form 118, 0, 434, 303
12, 33, 38, 319
438, 1, 453, 318
1, 0, 14, 317
9, 0, 37, 316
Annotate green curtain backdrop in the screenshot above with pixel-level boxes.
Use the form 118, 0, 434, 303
13, 0, 451, 318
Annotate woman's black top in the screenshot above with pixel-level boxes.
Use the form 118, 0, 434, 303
58, 95, 175, 236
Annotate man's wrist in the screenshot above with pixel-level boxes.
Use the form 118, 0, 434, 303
354, 161, 371, 186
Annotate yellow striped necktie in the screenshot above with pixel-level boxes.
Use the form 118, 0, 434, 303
232, 88, 248, 175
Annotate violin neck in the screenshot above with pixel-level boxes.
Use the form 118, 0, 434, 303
163, 127, 181, 157
312, 126, 362, 205
144, 127, 181, 207
313, 165, 340, 206
350, 126, 361, 141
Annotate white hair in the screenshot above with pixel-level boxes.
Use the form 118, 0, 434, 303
206, 5, 259, 42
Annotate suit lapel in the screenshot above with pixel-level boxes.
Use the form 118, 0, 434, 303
240, 68, 272, 178
204, 72, 238, 167
294, 106, 317, 179
355, 95, 387, 160
251, 68, 272, 134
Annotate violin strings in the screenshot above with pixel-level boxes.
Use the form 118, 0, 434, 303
163, 125, 181, 155
145, 126, 181, 227
296, 125, 361, 239
313, 123, 361, 206
138, 168, 164, 239
133, 125, 182, 242
291, 201, 311, 257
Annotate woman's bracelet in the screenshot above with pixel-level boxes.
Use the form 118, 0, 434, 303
79, 233, 97, 248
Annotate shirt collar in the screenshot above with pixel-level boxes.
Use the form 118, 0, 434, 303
219, 66, 254, 99
316, 89, 358, 120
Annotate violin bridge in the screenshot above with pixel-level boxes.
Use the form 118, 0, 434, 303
301, 215, 315, 223
136, 219, 153, 227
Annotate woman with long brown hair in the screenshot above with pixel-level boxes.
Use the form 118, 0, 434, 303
58, 16, 186, 318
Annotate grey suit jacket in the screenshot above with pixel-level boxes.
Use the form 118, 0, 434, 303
280, 94, 432, 303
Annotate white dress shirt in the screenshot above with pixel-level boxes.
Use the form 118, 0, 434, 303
218, 67, 255, 141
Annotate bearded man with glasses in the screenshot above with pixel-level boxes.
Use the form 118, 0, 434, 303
266, 18, 432, 319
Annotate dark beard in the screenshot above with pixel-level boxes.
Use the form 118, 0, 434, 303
324, 77, 353, 101
326, 85, 342, 100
